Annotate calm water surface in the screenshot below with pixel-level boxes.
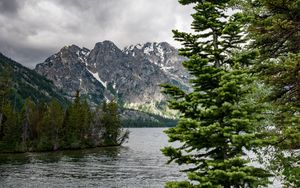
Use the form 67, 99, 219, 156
0, 128, 282, 188
0, 128, 184, 188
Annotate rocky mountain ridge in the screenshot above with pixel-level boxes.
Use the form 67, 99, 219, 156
35, 41, 190, 116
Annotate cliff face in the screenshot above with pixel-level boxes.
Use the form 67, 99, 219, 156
35, 45, 105, 104
35, 41, 190, 116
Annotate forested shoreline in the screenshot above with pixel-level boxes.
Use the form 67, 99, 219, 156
0, 58, 177, 154
0, 90, 129, 153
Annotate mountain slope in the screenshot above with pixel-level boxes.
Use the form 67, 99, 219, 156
35, 41, 190, 116
87, 41, 173, 104
35, 45, 106, 105
123, 42, 189, 89
0, 53, 69, 107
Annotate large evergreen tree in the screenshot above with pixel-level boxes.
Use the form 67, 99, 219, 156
240, 0, 300, 186
242, 0, 300, 59
161, 0, 272, 187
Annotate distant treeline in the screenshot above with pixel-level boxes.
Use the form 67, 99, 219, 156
122, 118, 177, 128
121, 109, 177, 128
0, 91, 129, 153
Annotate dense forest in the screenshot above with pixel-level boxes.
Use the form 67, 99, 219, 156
0, 74, 129, 153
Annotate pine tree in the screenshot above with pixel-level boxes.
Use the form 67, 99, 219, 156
63, 91, 82, 148
100, 100, 128, 146
79, 99, 92, 146
38, 99, 64, 151
101, 101, 120, 145
161, 0, 272, 187
31, 103, 46, 142
90, 105, 104, 146
243, 0, 300, 59
0, 103, 22, 152
241, 0, 300, 186
20, 98, 36, 151
0, 65, 12, 138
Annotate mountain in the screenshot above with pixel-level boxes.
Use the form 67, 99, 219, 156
0, 53, 69, 107
35, 41, 190, 116
35, 45, 105, 105
124, 42, 189, 85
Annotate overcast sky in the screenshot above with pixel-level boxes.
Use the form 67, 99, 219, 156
0, 0, 193, 68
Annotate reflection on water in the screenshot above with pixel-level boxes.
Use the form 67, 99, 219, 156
0, 128, 184, 188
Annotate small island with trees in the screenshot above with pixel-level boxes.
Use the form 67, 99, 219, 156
0, 89, 129, 153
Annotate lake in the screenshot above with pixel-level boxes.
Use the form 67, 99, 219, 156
0, 128, 281, 188
0, 128, 184, 188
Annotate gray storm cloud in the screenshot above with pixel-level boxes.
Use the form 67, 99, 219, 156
0, 0, 193, 68
0, 0, 19, 14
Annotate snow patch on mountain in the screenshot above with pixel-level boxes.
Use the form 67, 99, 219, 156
87, 69, 107, 88
144, 43, 154, 55
157, 44, 165, 62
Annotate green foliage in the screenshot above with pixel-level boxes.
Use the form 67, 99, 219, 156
241, 0, 300, 186
259, 54, 300, 149
63, 91, 85, 148
121, 116, 177, 128
0, 91, 128, 152
120, 108, 178, 128
0, 53, 69, 109
0, 103, 22, 152
0, 64, 12, 107
100, 100, 129, 145
270, 152, 300, 188
0, 64, 13, 146
161, 0, 272, 187
243, 0, 300, 59
37, 99, 64, 151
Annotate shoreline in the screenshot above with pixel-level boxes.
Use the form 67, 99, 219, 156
0, 143, 124, 154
